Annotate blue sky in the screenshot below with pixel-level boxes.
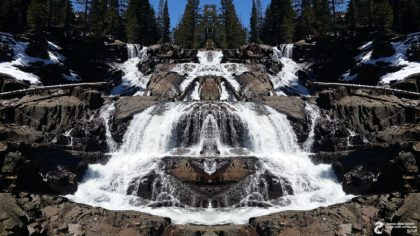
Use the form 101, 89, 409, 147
72, 0, 270, 30
149, 0, 271, 29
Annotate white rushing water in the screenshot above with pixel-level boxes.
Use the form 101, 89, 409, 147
271, 44, 310, 96
70, 101, 350, 225
111, 44, 150, 96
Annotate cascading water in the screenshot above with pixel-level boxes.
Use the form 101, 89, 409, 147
111, 44, 150, 96
173, 50, 247, 100
70, 47, 351, 225
271, 44, 309, 96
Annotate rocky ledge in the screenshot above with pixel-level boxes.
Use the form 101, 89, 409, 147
1, 192, 418, 236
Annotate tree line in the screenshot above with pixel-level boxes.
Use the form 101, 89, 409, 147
0, 0, 418, 48
0, 0, 171, 45
249, 0, 420, 45
173, 0, 246, 49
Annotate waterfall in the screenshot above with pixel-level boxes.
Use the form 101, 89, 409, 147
279, 44, 294, 59
173, 50, 246, 101
271, 45, 309, 96
127, 44, 143, 58
69, 46, 351, 225
70, 101, 350, 225
100, 103, 118, 153
111, 44, 149, 96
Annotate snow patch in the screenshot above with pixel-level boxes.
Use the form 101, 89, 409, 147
346, 32, 420, 84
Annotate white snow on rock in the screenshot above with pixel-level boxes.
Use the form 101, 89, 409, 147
0, 32, 80, 84
344, 32, 420, 84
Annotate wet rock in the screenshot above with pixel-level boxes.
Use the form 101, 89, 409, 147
107, 40, 128, 62
164, 224, 257, 236
1, 152, 44, 193
319, 91, 420, 134
0, 194, 28, 236
146, 72, 185, 99
0, 193, 170, 236
0, 124, 46, 144
250, 193, 418, 236
391, 193, 420, 236
235, 72, 274, 100
377, 151, 419, 193
0, 93, 91, 134
163, 156, 258, 185
223, 44, 274, 63
199, 76, 222, 101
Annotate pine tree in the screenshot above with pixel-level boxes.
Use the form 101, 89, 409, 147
0, 0, 11, 31
220, 0, 246, 48
372, 0, 393, 30
160, 0, 171, 42
295, 0, 315, 40
397, 0, 420, 33
261, 0, 296, 45
27, 0, 49, 32
106, 0, 124, 39
250, 0, 260, 42
174, 0, 200, 48
63, 0, 73, 36
126, 0, 159, 44
89, 0, 107, 36
313, 0, 331, 36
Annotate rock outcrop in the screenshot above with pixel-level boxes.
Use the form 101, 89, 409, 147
0, 193, 170, 236
145, 72, 185, 99
235, 72, 274, 100
250, 193, 420, 236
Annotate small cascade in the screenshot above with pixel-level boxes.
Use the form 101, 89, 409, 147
127, 44, 143, 58
100, 103, 118, 153
278, 44, 294, 59
111, 44, 150, 96
302, 103, 321, 152
173, 50, 246, 101
271, 44, 309, 96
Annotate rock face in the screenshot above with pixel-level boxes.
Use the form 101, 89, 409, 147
198, 76, 222, 100
391, 74, 420, 93
1, 192, 418, 236
250, 193, 420, 236
313, 88, 420, 195
0, 89, 108, 195
223, 44, 274, 63
235, 72, 274, 100
0, 75, 29, 93
146, 72, 185, 99
0, 193, 170, 236
316, 89, 420, 135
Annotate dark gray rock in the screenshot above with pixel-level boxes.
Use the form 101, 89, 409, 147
0, 74, 29, 93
